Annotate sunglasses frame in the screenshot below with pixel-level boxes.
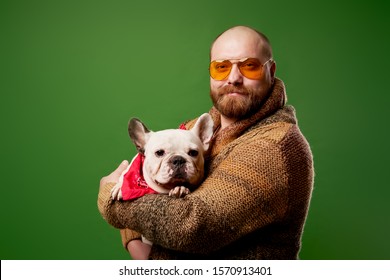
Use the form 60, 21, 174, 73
209, 57, 273, 81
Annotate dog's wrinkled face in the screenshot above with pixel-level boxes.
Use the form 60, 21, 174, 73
129, 113, 214, 194
143, 130, 206, 191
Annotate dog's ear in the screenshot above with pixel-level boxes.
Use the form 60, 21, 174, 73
128, 118, 152, 154
190, 113, 214, 151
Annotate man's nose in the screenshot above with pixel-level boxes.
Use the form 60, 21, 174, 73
228, 64, 243, 85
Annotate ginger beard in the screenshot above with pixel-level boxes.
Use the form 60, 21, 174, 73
210, 85, 267, 120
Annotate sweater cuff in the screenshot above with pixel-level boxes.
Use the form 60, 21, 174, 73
97, 182, 124, 228
120, 229, 142, 251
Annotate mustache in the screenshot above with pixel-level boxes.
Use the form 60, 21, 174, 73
217, 85, 251, 95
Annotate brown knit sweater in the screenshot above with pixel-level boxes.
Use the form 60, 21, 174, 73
98, 78, 314, 259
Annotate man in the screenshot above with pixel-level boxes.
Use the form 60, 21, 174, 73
98, 25, 314, 259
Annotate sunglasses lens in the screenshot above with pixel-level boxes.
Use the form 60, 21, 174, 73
209, 58, 267, 80
239, 58, 263, 80
210, 60, 232, 80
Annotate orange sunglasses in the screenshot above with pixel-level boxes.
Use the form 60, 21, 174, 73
209, 57, 273, 81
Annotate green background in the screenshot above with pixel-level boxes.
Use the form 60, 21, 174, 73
1, 0, 389, 260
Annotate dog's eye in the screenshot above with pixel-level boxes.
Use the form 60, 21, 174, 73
155, 150, 165, 157
188, 149, 199, 157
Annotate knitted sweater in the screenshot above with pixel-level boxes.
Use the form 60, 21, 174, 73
98, 78, 314, 259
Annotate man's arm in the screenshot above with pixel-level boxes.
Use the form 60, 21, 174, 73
98, 140, 292, 255
98, 160, 152, 259
126, 239, 151, 260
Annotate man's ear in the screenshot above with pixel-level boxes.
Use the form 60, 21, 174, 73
128, 118, 152, 154
270, 60, 276, 81
190, 113, 214, 151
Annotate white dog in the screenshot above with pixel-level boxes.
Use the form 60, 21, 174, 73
110, 113, 213, 247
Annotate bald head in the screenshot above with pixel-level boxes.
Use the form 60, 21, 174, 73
210, 26, 272, 61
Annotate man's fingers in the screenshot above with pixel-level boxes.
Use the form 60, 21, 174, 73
114, 160, 129, 176
100, 160, 129, 188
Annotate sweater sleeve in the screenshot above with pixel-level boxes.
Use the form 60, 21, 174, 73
97, 138, 291, 255
97, 183, 142, 249
120, 229, 142, 249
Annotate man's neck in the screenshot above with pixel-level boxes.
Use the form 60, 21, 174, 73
220, 115, 237, 130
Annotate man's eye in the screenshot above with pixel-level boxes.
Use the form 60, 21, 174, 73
241, 59, 260, 70
188, 150, 199, 157
216, 62, 230, 71
155, 150, 165, 157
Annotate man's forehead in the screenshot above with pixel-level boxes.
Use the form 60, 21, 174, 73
211, 29, 264, 60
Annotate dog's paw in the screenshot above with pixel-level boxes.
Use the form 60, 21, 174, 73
169, 186, 190, 198
110, 183, 123, 200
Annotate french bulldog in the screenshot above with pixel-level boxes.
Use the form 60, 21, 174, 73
111, 112, 214, 201
110, 113, 213, 250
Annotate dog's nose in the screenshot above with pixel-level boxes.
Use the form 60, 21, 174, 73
171, 156, 186, 168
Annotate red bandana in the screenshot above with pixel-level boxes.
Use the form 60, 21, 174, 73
121, 153, 158, 200
120, 123, 187, 201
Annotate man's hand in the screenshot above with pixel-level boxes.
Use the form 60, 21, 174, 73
127, 239, 152, 260
100, 160, 129, 191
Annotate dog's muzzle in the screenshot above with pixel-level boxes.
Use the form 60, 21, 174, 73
168, 155, 188, 178
170, 155, 186, 169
